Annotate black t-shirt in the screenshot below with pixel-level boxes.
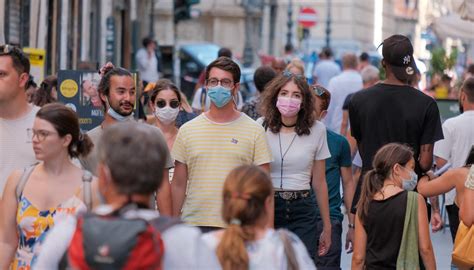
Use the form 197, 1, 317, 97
342, 92, 355, 111
349, 83, 443, 176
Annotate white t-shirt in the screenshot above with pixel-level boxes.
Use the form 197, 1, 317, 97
135, 48, 159, 82
34, 206, 220, 269
353, 151, 362, 168
324, 70, 363, 134
434, 110, 474, 205
312, 59, 341, 88
202, 228, 316, 270
0, 105, 40, 196
191, 87, 244, 111
257, 118, 331, 190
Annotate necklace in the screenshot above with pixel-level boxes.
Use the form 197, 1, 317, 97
281, 122, 296, 128
278, 132, 298, 189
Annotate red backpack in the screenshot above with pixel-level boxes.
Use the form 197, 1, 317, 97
64, 205, 180, 270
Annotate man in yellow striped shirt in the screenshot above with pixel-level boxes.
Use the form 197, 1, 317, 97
171, 57, 272, 231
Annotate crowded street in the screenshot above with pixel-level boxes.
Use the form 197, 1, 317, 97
1, 0, 474, 269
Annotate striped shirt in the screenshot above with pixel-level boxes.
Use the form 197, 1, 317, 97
172, 113, 272, 227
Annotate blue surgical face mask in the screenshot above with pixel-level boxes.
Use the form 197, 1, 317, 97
106, 97, 133, 122
401, 168, 418, 191
207, 86, 233, 108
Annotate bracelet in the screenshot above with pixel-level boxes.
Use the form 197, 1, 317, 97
348, 223, 355, 229
465, 166, 474, 190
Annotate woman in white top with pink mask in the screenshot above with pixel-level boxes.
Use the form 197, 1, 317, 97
257, 70, 332, 264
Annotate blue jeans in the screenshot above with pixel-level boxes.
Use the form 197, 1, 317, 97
315, 218, 343, 270
274, 192, 318, 262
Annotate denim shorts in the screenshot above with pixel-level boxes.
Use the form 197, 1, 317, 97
274, 190, 318, 261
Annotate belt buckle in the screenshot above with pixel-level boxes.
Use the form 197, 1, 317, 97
280, 191, 294, 200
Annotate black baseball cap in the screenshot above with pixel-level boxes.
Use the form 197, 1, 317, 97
382, 35, 418, 83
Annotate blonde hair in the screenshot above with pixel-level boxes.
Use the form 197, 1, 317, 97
286, 58, 305, 75
216, 165, 273, 270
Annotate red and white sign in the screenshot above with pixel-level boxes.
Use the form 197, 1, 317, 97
298, 7, 318, 28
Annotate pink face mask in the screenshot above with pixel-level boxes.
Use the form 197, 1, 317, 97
276, 96, 302, 117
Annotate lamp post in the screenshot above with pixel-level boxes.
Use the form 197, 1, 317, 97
286, 0, 293, 49
325, 0, 331, 49
243, 1, 254, 67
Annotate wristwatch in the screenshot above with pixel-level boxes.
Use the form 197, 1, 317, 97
348, 223, 355, 229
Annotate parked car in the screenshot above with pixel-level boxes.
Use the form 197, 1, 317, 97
179, 43, 256, 102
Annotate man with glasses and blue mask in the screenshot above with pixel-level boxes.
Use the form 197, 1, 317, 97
79, 64, 174, 216
171, 57, 272, 232
0, 45, 39, 214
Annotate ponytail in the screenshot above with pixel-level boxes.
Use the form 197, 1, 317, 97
357, 169, 385, 223
356, 143, 415, 224
217, 165, 273, 270
216, 224, 254, 270
70, 133, 94, 158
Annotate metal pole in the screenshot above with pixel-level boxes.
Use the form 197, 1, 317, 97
149, 0, 154, 36
325, 0, 331, 49
286, 0, 293, 48
242, 1, 254, 67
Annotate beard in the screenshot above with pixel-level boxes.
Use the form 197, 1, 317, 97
111, 100, 134, 116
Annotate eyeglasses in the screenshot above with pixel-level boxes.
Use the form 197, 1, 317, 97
206, 78, 234, 88
156, 99, 180, 109
27, 128, 57, 142
282, 70, 306, 81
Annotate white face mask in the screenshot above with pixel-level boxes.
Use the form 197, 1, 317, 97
154, 106, 179, 125
105, 97, 134, 122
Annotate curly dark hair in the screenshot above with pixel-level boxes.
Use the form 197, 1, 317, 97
260, 73, 315, 136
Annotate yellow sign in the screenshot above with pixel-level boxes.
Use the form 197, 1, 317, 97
60, 79, 79, 98
23, 48, 46, 84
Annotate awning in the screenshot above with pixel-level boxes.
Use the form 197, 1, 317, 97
451, 0, 474, 22
431, 13, 474, 41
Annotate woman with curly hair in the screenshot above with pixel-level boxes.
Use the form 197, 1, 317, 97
257, 70, 332, 262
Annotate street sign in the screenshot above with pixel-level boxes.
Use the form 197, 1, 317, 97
298, 7, 318, 28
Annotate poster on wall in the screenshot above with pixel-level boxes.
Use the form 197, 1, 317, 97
57, 70, 139, 131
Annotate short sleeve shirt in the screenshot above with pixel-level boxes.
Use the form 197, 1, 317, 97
80, 123, 173, 175
0, 105, 40, 195
171, 113, 272, 227
434, 111, 474, 205
349, 83, 443, 176
258, 119, 331, 190
316, 130, 352, 222
201, 229, 316, 270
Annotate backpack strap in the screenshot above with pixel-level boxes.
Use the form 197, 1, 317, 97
15, 165, 37, 202
82, 170, 93, 210
277, 229, 299, 270
149, 216, 182, 233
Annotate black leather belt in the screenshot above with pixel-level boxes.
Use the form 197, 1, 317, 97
274, 190, 310, 201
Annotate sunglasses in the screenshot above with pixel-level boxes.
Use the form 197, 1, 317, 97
312, 85, 326, 96
0, 44, 21, 56
282, 70, 306, 81
156, 99, 180, 109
